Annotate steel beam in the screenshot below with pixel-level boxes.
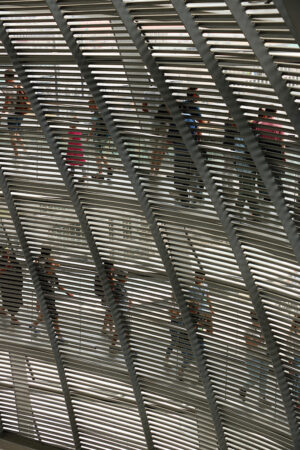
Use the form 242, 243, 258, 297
45, 1, 228, 448
0, 168, 81, 449
273, 0, 300, 48
114, 0, 300, 446
0, 20, 154, 450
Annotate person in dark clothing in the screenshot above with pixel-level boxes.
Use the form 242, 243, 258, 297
150, 103, 170, 174
94, 260, 115, 335
109, 269, 131, 352
29, 247, 73, 340
0, 247, 23, 325
252, 107, 285, 198
87, 99, 112, 180
172, 87, 207, 206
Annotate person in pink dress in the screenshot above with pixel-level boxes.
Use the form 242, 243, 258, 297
66, 118, 87, 182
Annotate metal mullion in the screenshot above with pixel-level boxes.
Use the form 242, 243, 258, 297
269, 0, 300, 48
45, 1, 226, 449
0, 17, 154, 450
115, 0, 300, 446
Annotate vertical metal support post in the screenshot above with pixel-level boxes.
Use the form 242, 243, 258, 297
273, 0, 300, 48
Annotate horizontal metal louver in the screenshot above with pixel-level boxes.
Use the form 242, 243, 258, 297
0, 1, 299, 449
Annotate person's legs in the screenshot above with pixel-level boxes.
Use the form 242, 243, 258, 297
165, 327, 179, 360
150, 147, 166, 174
241, 356, 259, 400
102, 309, 113, 333
257, 359, 269, 399
236, 172, 247, 210
95, 150, 106, 176
246, 173, 260, 217
174, 151, 192, 205
179, 332, 193, 380
8, 115, 23, 157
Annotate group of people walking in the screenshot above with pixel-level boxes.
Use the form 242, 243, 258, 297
1, 70, 287, 213
0, 244, 299, 407
148, 87, 285, 213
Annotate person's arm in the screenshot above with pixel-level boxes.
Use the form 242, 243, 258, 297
54, 272, 73, 297
245, 330, 263, 348
58, 283, 74, 297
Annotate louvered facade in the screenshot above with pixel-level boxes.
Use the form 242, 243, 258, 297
0, 1, 299, 449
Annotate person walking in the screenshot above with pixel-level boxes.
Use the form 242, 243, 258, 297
150, 103, 170, 175
66, 118, 86, 182
95, 260, 115, 335
0, 69, 31, 157
29, 247, 73, 341
165, 268, 213, 380
239, 310, 270, 408
109, 269, 131, 353
173, 87, 207, 206
87, 99, 112, 180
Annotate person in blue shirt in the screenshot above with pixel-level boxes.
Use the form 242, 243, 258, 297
172, 87, 207, 206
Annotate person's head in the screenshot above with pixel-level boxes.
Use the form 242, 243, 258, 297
195, 267, 205, 285
40, 247, 52, 259
4, 69, 14, 83
187, 87, 198, 100
262, 106, 277, 119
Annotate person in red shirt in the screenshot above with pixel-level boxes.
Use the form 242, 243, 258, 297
66, 118, 87, 182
